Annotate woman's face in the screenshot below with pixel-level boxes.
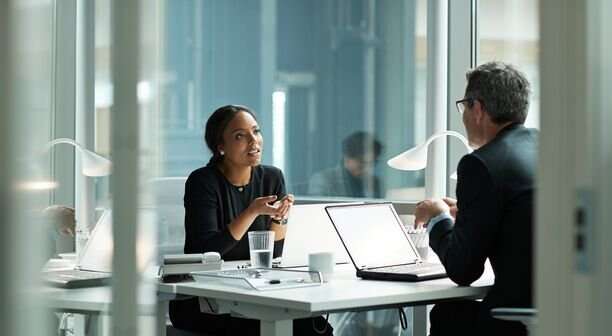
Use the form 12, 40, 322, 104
218, 111, 263, 168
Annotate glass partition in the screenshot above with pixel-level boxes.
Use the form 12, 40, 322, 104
1, 0, 55, 334
158, 0, 428, 201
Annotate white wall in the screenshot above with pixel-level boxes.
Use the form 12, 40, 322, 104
537, 0, 612, 335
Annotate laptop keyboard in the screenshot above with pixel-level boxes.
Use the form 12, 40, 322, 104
373, 262, 443, 274
42, 269, 111, 288
44, 269, 107, 280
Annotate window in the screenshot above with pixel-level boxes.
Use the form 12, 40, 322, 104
478, 0, 539, 128
159, 0, 429, 201
93, 0, 111, 208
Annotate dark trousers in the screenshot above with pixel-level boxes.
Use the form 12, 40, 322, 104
430, 300, 526, 336
169, 298, 333, 336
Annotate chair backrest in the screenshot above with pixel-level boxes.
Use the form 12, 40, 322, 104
149, 177, 188, 260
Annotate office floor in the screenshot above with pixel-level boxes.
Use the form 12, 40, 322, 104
55, 314, 158, 336
330, 308, 414, 336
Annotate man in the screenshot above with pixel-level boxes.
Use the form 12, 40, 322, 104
415, 62, 537, 336
309, 131, 384, 198
42, 205, 76, 259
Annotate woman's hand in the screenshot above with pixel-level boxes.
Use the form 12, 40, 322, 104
269, 194, 293, 241
271, 194, 294, 222
247, 195, 285, 217
228, 195, 284, 241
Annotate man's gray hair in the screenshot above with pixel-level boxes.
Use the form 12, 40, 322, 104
465, 62, 531, 124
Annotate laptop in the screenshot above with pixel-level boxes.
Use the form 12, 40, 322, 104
278, 203, 351, 268
43, 208, 157, 288
325, 203, 447, 281
42, 210, 113, 288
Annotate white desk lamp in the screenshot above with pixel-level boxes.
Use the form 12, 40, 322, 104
47, 138, 112, 177
18, 139, 112, 190
387, 130, 472, 179
47, 138, 112, 258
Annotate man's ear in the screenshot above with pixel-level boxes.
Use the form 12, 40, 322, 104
473, 100, 486, 125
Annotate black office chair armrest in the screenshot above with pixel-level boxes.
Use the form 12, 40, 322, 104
491, 307, 538, 327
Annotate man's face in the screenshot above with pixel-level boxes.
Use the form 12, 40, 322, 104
461, 95, 485, 148
344, 152, 376, 177
461, 100, 476, 146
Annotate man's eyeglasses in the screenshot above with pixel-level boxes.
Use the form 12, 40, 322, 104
455, 98, 474, 115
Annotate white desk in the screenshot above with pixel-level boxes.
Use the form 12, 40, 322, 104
42, 284, 171, 336
159, 263, 493, 336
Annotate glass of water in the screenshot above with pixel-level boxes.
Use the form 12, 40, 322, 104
407, 228, 429, 259
248, 231, 275, 268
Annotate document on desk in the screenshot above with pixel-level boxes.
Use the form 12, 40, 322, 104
191, 268, 323, 291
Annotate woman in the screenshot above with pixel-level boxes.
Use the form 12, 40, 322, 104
169, 105, 332, 336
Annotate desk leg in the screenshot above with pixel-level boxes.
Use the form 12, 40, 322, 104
156, 301, 168, 336
260, 319, 292, 336
73, 314, 103, 336
413, 305, 428, 336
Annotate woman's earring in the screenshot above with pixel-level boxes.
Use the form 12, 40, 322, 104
219, 150, 225, 156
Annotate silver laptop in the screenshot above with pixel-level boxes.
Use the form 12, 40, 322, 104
42, 210, 113, 288
42, 208, 156, 288
325, 203, 446, 281
279, 203, 351, 268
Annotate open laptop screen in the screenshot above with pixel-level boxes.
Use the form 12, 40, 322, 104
78, 208, 156, 273
281, 203, 351, 267
78, 209, 113, 272
326, 203, 420, 269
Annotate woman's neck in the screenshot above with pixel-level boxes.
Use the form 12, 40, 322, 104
218, 161, 252, 186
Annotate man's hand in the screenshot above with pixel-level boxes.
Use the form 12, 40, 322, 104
414, 198, 450, 229
43, 205, 76, 237
442, 197, 458, 220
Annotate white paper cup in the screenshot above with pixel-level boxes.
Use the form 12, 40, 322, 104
308, 252, 334, 282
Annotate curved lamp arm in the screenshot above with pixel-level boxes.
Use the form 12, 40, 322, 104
387, 131, 472, 175
47, 138, 112, 177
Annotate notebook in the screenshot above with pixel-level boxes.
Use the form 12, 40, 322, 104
42, 210, 113, 288
278, 203, 351, 268
42, 208, 156, 288
325, 203, 447, 281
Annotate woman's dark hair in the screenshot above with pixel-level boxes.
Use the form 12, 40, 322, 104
204, 104, 257, 166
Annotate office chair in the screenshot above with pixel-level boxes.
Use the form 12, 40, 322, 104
146, 177, 188, 261
166, 325, 213, 336
150, 177, 203, 336
491, 308, 537, 335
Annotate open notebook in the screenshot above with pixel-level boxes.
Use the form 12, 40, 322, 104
42, 209, 155, 288
42, 210, 113, 288
325, 203, 446, 281
279, 203, 351, 268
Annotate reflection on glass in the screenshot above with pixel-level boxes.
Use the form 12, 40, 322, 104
309, 131, 384, 198
156, 0, 428, 200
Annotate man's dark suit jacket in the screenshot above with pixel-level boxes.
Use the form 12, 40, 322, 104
430, 123, 538, 311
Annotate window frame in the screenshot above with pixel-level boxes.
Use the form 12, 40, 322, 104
446, 0, 477, 199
